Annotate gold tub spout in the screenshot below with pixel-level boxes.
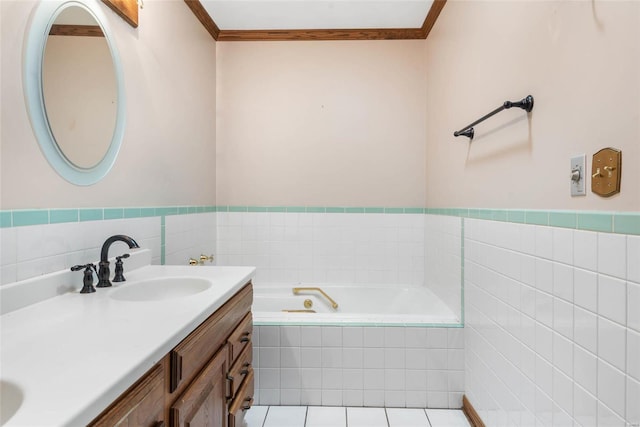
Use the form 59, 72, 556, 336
293, 287, 339, 310
282, 309, 316, 313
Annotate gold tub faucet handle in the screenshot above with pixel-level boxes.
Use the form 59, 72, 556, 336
293, 287, 339, 310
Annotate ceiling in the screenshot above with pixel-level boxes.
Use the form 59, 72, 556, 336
202, 1, 434, 31
185, 0, 446, 41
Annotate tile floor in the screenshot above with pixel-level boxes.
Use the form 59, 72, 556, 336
244, 406, 471, 427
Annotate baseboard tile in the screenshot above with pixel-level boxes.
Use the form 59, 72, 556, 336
462, 395, 485, 427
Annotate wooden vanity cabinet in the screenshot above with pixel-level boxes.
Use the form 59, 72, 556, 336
90, 282, 254, 427
167, 283, 254, 426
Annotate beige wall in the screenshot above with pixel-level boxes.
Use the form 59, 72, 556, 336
0, 0, 217, 209
425, 0, 640, 210
216, 40, 427, 207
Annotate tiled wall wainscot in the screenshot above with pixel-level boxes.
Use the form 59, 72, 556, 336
252, 325, 465, 409
463, 217, 640, 426
164, 212, 217, 266
0, 207, 217, 286
0, 215, 161, 285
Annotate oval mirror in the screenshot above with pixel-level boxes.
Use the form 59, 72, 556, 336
23, 0, 125, 186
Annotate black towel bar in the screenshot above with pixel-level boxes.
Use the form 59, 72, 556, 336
454, 95, 534, 140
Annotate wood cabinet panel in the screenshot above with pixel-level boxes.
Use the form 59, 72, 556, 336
89, 363, 164, 427
170, 285, 252, 394
170, 345, 228, 427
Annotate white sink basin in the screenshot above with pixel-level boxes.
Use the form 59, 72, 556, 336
1, 381, 23, 425
110, 278, 212, 302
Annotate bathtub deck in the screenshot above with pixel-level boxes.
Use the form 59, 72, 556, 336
245, 406, 471, 427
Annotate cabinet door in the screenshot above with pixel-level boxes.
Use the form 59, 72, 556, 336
170, 345, 228, 427
89, 364, 164, 427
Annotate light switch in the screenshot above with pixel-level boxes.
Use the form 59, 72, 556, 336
591, 148, 622, 197
570, 154, 586, 197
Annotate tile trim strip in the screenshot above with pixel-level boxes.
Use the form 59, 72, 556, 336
0, 206, 638, 235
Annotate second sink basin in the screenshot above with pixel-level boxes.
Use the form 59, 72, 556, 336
110, 277, 212, 302
1, 381, 23, 425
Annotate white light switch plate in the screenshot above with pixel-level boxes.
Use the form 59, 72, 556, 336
571, 154, 586, 196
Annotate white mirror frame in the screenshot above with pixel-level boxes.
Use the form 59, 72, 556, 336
23, 0, 126, 186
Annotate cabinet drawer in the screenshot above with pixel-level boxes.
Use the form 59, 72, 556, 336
227, 344, 252, 400
170, 284, 252, 393
227, 312, 252, 364
228, 369, 254, 427
89, 363, 164, 427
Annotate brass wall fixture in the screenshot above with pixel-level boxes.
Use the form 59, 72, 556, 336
188, 254, 215, 266
304, 299, 313, 309
200, 254, 215, 264
591, 148, 622, 197
293, 287, 339, 310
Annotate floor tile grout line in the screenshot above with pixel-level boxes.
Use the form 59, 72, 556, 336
423, 408, 433, 427
262, 406, 270, 427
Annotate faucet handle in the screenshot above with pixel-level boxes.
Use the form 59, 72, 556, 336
71, 264, 97, 294
113, 253, 130, 282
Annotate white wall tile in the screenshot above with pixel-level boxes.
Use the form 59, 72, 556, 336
628, 236, 640, 283
598, 233, 627, 280
552, 369, 573, 417
553, 228, 574, 265
552, 264, 573, 302
574, 230, 598, 272
552, 333, 573, 378
627, 329, 640, 381
573, 268, 598, 312
574, 346, 597, 396
573, 384, 597, 427
574, 307, 598, 354
598, 275, 627, 325
535, 226, 554, 260
597, 360, 626, 419
553, 298, 573, 340
627, 376, 640, 425
628, 281, 640, 332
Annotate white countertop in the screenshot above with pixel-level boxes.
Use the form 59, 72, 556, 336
0, 262, 255, 426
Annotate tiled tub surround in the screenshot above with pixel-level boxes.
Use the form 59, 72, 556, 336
463, 218, 640, 426
424, 215, 463, 321
252, 325, 465, 409
216, 211, 427, 288
214, 211, 465, 410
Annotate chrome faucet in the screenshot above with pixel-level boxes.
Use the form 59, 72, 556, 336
97, 235, 140, 288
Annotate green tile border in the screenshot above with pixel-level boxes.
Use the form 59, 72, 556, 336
423, 208, 638, 235
0, 206, 638, 235
49, 209, 78, 224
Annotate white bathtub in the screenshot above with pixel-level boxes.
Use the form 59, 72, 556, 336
252, 284, 460, 326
